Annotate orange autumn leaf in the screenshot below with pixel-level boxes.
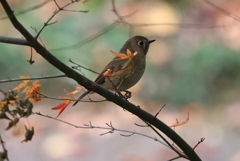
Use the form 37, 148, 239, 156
64, 85, 82, 95
22, 80, 41, 103
29, 88, 41, 103
0, 100, 15, 108
102, 69, 114, 81
0, 101, 7, 109
19, 73, 31, 79
11, 73, 31, 91
11, 81, 29, 91
29, 97, 41, 104
22, 80, 41, 96
126, 49, 138, 57
110, 49, 138, 60
52, 97, 75, 118
169, 113, 190, 128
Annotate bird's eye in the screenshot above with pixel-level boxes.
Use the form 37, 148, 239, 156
138, 41, 144, 46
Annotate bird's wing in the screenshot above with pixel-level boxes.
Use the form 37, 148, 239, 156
94, 57, 132, 85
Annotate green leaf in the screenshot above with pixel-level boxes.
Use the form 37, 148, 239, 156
22, 126, 34, 143
5, 118, 19, 130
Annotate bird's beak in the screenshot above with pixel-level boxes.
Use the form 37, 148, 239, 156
148, 40, 155, 44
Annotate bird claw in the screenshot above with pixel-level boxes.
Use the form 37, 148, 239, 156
123, 90, 131, 99
115, 90, 132, 100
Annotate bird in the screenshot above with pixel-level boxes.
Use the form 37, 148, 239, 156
73, 36, 155, 106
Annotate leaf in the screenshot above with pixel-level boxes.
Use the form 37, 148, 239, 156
64, 85, 82, 95
126, 49, 138, 57
21, 80, 41, 103
5, 118, 19, 130
11, 74, 31, 91
19, 73, 31, 79
19, 99, 33, 117
52, 97, 74, 118
169, 113, 190, 128
28, 87, 41, 103
0, 101, 7, 110
22, 126, 34, 143
0, 111, 10, 120
22, 80, 41, 96
11, 81, 30, 91
110, 49, 138, 60
102, 69, 115, 81
24, 101, 33, 117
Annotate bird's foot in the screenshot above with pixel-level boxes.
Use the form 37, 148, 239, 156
119, 90, 131, 99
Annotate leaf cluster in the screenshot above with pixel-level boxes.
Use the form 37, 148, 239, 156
0, 91, 34, 142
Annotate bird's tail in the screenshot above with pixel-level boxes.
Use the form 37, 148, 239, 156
72, 90, 90, 106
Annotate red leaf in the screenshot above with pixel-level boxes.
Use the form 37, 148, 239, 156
52, 102, 68, 118
52, 97, 74, 118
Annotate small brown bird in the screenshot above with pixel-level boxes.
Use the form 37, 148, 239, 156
73, 36, 155, 106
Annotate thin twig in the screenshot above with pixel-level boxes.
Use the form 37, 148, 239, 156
30, 26, 46, 48
193, 137, 205, 150
143, 120, 188, 160
168, 156, 182, 161
70, 59, 100, 75
112, 0, 123, 21
0, 74, 67, 83
38, 92, 107, 103
0, 0, 52, 20
33, 111, 170, 147
154, 103, 166, 118
136, 105, 188, 159
133, 23, 224, 29
35, 0, 88, 39
50, 21, 119, 51
112, 0, 223, 37
203, 0, 240, 21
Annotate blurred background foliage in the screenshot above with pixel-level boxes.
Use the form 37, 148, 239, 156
1, 0, 240, 161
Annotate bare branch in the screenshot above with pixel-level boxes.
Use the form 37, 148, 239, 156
70, 59, 100, 75
203, 0, 240, 21
112, 0, 123, 21
0, 74, 66, 83
0, 36, 31, 46
154, 103, 166, 118
0, 0, 52, 20
111, 0, 223, 37
168, 156, 182, 161
120, 132, 134, 137
50, 21, 119, 51
38, 92, 107, 103
133, 23, 224, 29
30, 26, 46, 48
35, 0, 88, 39
143, 120, 188, 160
193, 137, 205, 150
33, 112, 169, 147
